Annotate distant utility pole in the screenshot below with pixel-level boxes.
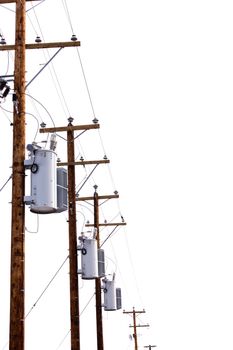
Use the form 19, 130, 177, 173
77, 188, 126, 350
144, 346, 157, 349
123, 308, 149, 350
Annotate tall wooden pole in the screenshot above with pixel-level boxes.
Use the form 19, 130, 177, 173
94, 188, 104, 350
67, 118, 80, 350
10, 1, 26, 349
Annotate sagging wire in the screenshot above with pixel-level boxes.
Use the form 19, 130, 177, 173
61, 0, 76, 35
76, 210, 86, 232
104, 254, 118, 274
55, 293, 95, 350
26, 3, 72, 119
26, 8, 39, 36
3, 51, 10, 76
124, 233, 144, 306
74, 139, 97, 189
60, 0, 96, 119
25, 92, 56, 127
76, 202, 94, 215
26, 111, 40, 141
0, 104, 13, 124
81, 292, 95, 316
75, 47, 96, 119
25, 214, 39, 234
26, 88, 44, 124
0, 29, 15, 77
55, 329, 70, 350
24, 255, 69, 319
0, 100, 41, 143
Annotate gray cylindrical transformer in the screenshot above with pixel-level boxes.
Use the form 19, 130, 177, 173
104, 279, 116, 311
30, 149, 57, 214
81, 238, 98, 279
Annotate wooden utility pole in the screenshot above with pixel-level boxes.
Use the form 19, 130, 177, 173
0, 1, 81, 348
40, 121, 101, 350
67, 117, 80, 350
9, 1, 26, 349
123, 308, 149, 350
144, 346, 157, 349
0, 2, 96, 350
77, 190, 126, 350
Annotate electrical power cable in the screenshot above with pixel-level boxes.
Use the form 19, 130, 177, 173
60, 0, 96, 118
26, 3, 72, 118
0, 105, 13, 123
25, 214, 39, 234
24, 255, 69, 319
55, 292, 95, 350
61, 0, 76, 35
25, 92, 56, 127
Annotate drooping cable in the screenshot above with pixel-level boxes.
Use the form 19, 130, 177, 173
75, 47, 96, 118
4, 51, 10, 76
0, 104, 13, 124
25, 214, 39, 234
60, 0, 96, 118
56, 0, 139, 304
55, 292, 95, 350
124, 232, 144, 306
25, 111, 40, 141
0, 5, 15, 12
24, 255, 69, 319
25, 92, 56, 127
26, 9, 39, 36
61, 0, 75, 35
55, 329, 71, 350
27, 3, 72, 118
24, 88, 44, 123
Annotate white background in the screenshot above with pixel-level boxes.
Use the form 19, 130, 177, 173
1, 0, 233, 349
